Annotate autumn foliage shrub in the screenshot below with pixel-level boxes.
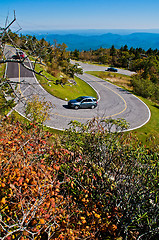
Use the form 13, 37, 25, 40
0, 118, 158, 240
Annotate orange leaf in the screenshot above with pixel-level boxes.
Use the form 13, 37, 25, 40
50, 198, 55, 208
39, 218, 45, 224
54, 165, 60, 171
27, 151, 33, 155
1, 197, 6, 204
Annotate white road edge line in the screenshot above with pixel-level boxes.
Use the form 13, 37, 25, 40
124, 94, 151, 132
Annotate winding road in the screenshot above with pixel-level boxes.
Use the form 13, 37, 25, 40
5, 46, 151, 131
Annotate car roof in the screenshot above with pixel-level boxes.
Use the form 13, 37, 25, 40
78, 96, 96, 99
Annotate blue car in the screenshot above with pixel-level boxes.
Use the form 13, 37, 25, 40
68, 96, 97, 110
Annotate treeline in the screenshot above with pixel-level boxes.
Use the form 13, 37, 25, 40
71, 46, 159, 102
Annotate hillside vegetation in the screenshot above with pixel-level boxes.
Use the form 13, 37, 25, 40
0, 117, 158, 240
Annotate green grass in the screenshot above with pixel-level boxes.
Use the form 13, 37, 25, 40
0, 64, 10, 117
86, 71, 132, 90
132, 98, 159, 146
0, 63, 5, 77
35, 65, 98, 100
81, 60, 108, 67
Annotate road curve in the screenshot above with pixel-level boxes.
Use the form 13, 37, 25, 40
6, 50, 150, 131
70, 60, 136, 76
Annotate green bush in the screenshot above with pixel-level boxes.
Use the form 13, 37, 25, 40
131, 76, 156, 99
60, 118, 159, 239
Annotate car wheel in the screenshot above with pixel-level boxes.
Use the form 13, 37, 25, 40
74, 105, 79, 110
91, 105, 95, 109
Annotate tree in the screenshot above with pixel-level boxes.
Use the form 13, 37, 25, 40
25, 95, 52, 125
64, 63, 83, 79
110, 45, 116, 56
71, 49, 80, 60
123, 44, 128, 51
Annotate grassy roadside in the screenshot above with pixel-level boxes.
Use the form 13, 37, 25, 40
87, 71, 159, 146
35, 64, 98, 100
0, 63, 9, 117
0, 62, 5, 77
86, 71, 132, 90
131, 98, 159, 146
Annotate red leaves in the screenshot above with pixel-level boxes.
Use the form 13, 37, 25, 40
0, 119, 121, 239
27, 150, 33, 155
50, 198, 55, 209
93, 175, 97, 180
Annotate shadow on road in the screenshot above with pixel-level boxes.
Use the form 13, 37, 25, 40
63, 105, 70, 109
116, 87, 132, 94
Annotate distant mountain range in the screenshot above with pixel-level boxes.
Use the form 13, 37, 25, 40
33, 32, 159, 51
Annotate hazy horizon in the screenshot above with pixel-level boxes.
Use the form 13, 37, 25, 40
21, 28, 159, 36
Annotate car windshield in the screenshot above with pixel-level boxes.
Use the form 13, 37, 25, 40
75, 97, 85, 102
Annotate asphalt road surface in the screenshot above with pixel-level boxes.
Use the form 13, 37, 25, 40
70, 60, 136, 76
5, 47, 150, 131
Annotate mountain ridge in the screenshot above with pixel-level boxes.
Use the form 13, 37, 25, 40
35, 32, 159, 51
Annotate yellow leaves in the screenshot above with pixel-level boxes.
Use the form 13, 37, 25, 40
82, 197, 89, 204
11, 147, 16, 151
1, 197, 6, 204
26, 178, 30, 183
31, 171, 36, 175
80, 216, 87, 224
18, 203, 21, 209
86, 211, 91, 217
48, 167, 52, 171
94, 213, 101, 219
39, 218, 45, 224
15, 168, 19, 173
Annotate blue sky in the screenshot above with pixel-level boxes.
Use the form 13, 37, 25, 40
0, 0, 159, 31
